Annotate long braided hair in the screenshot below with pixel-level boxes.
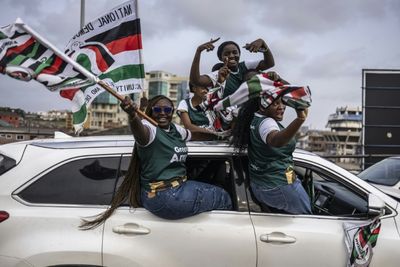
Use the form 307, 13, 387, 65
80, 95, 174, 230
231, 97, 261, 152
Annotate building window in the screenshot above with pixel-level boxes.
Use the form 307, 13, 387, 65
16, 135, 24, 140
6, 134, 12, 139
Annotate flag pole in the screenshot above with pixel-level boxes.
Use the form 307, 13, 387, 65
15, 18, 97, 84
15, 18, 158, 126
135, 0, 145, 88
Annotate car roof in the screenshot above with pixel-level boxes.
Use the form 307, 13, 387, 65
0, 135, 319, 159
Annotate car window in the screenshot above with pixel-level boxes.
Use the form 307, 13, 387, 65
116, 155, 237, 210
186, 156, 242, 210
18, 156, 122, 205
0, 154, 16, 175
358, 158, 400, 186
116, 155, 241, 210
294, 164, 368, 217
115, 155, 132, 206
242, 155, 369, 217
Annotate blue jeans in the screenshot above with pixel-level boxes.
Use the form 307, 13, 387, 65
141, 180, 232, 219
251, 178, 311, 214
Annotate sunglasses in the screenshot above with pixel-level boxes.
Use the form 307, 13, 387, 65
152, 106, 173, 114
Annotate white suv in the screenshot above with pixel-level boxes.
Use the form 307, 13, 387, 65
1, 135, 399, 267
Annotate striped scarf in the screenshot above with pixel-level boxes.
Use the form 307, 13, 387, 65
213, 72, 312, 111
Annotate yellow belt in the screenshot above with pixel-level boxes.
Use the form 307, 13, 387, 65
147, 176, 187, 198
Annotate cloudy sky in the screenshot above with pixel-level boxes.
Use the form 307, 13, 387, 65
0, 0, 399, 129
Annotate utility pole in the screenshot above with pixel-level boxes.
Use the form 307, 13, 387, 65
80, 0, 85, 29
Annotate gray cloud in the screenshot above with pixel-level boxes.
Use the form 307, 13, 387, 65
248, 0, 388, 35
300, 48, 364, 79
140, 0, 252, 38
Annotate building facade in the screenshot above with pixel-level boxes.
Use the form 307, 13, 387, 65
297, 106, 363, 171
324, 106, 363, 171
0, 127, 55, 145
146, 70, 189, 107
0, 108, 23, 128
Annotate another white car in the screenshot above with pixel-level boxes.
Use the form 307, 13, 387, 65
0, 135, 399, 267
358, 157, 400, 201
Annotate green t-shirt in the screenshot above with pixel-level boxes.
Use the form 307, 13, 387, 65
248, 115, 296, 188
137, 123, 189, 188
222, 61, 249, 98
178, 98, 210, 127
207, 60, 259, 98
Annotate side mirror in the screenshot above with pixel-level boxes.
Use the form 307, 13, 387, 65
368, 193, 385, 217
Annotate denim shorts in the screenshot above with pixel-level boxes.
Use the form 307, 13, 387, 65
141, 180, 232, 220
251, 178, 311, 214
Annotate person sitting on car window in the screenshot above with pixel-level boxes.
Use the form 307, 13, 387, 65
231, 95, 311, 214
81, 95, 232, 228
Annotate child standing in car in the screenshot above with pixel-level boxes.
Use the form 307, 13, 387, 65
177, 83, 214, 132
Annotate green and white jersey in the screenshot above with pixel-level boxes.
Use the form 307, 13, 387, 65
248, 113, 296, 188
177, 98, 210, 127
207, 60, 259, 98
137, 120, 191, 187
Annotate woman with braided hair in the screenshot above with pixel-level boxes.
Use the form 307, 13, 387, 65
231, 95, 311, 214
81, 95, 232, 229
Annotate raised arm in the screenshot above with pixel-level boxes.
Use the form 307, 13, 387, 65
267, 108, 308, 147
120, 96, 150, 145
190, 38, 220, 87
244, 38, 275, 71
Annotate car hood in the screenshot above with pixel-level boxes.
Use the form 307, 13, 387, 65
373, 184, 400, 202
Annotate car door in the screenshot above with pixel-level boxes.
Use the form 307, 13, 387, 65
10, 154, 123, 266
248, 160, 400, 267
102, 155, 256, 267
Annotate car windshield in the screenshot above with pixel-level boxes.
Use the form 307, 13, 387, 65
358, 158, 400, 186
0, 154, 17, 175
